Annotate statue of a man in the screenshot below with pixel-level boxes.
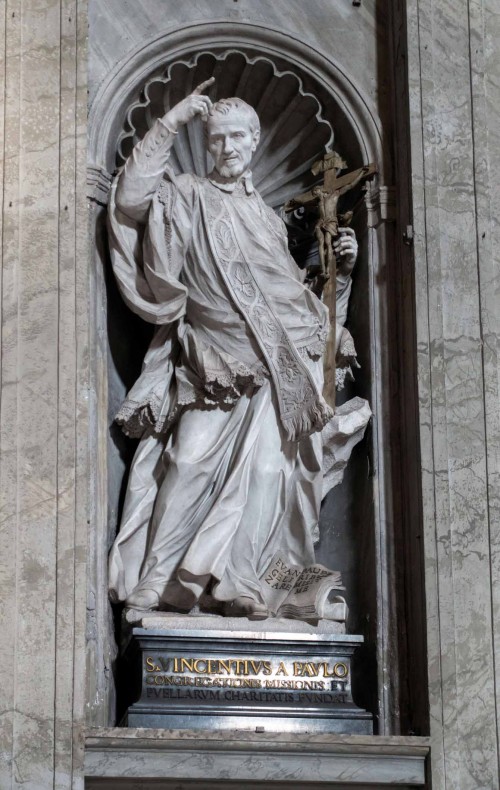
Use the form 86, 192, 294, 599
107, 79, 367, 619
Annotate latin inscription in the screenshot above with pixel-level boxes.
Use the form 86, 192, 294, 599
145, 687, 349, 704
142, 654, 350, 705
263, 557, 331, 593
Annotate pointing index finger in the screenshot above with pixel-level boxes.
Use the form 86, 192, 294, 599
193, 77, 216, 95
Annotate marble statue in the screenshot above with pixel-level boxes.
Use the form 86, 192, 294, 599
107, 78, 371, 619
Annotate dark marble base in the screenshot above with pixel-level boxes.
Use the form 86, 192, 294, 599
120, 623, 373, 734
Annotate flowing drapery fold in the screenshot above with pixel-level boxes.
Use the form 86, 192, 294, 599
107, 119, 370, 609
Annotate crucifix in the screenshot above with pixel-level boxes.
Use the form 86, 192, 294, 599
284, 152, 378, 406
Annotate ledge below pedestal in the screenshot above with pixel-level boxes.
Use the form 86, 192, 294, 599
84, 728, 429, 788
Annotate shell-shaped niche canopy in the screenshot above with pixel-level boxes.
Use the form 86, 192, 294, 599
117, 50, 334, 210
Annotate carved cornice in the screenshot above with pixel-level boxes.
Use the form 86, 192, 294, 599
87, 164, 113, 206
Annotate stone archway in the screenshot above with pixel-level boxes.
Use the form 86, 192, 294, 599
88, 21, 385, 174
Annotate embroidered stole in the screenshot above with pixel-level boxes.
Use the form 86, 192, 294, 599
199, 183, 333, 442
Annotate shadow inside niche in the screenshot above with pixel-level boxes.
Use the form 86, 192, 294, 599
98, 206, 153, 538
102, 60, 377, 725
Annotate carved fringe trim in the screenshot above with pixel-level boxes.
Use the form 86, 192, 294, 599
282, 397, 334, 442
115, 394, 165, 439
305, 339, 327, 359
115, 365, 267, 439
118, 379, 333, 443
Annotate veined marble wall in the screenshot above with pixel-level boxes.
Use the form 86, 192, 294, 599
0, 0, 499, 788
405, 0, 500, 786
0, 0, 88, 788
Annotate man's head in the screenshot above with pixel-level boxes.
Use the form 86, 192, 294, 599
205, 98, 261, 178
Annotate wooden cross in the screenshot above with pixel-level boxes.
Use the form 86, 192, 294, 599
285, 152, 378, 286
284, 152, 378, 407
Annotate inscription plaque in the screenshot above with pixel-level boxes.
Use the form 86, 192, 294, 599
121, 626, 372, 734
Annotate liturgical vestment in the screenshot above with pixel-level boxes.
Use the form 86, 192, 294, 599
107, 118, 370, 611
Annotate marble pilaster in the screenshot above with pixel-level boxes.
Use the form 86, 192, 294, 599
0, 0, 88, 788
406, 0, 500, 786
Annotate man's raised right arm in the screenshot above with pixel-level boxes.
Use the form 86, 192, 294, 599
115, 78, 215, 223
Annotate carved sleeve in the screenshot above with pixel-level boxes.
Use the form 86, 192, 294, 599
115, 117, 178, 223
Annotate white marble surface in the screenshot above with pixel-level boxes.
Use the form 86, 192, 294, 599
406, 0, 500, 786
128, 611, 347, 636
0, 0, 88, 789
89, 0, 387, 123
84, 728, 429, 787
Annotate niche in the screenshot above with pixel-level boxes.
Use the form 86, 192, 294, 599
87, 18, 426, 736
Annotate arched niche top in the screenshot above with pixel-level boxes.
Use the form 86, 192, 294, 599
117, 49, 334, 209
88, 21, 387, 186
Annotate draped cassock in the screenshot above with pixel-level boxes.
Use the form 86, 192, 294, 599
107, 118, 371, 611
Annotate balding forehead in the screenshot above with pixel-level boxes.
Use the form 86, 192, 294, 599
208, 98, 260, 133
207, 113, 254, 134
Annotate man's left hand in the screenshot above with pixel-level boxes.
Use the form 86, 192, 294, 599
334, 227, 358, 275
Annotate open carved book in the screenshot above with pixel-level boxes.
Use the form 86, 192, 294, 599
261, 553, 348, 622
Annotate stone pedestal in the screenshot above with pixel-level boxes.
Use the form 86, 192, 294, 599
120, 616, 372, 734
84, 729, 429, 788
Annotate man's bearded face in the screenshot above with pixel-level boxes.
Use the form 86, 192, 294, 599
206, 111, 260, 178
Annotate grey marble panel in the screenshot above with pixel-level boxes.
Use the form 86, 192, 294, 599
0, 0, 88, 788
1, 0, 61, 782
468, 3, 500, 787
84, 729, 428, 787
88, 0, 385, 129
406, 0, 500, 786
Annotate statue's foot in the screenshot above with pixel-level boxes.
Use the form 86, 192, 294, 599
125, 588, 160, 611
225, 595, 269, 621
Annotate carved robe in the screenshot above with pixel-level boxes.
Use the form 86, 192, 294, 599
107, 119, 370, 610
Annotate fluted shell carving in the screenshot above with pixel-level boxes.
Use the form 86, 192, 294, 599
117, 50, 334, 209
